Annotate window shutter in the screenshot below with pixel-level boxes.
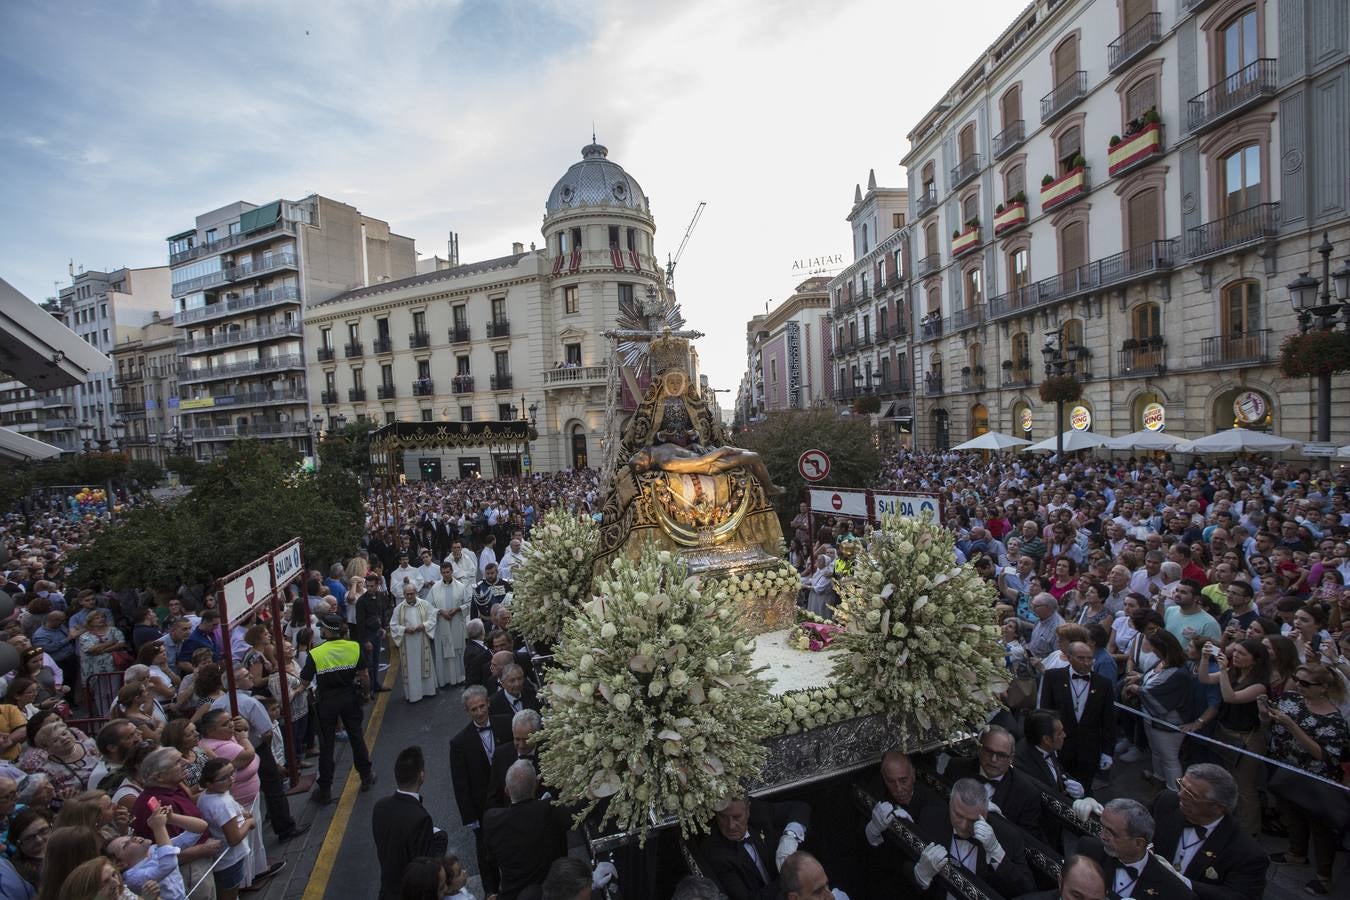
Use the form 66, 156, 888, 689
1001, 87, 1021, 127
1060, 222, 1087, 270
1054, 37, 1079, 82
1126, 78, 1157, 121
1124, 0, 1151, 26
1127, 189, 1160, 247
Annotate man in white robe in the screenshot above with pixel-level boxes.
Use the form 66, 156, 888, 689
428, 561, 470, 687
496, 532, 529, 582
415, 550, 441, 599
444, 540, 478, 593
388, 584, 438, 702
388, 552, 424, 597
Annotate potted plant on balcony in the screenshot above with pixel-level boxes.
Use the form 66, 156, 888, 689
1110, 108, 1165, 177
953, 217, 982, 256
1278, 330, 1350, 377
1122, 337, 1140, 351
1146, 335, 1164, 349
1038, 374, 1082, 404
1041, 160, 1088, 211
1110, 134, 1122, 147
1001, 359, 1015, 370
961, 365, 972, 375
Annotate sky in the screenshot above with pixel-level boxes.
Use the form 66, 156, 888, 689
0, 0, 1017, 397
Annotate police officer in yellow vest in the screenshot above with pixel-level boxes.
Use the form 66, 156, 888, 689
301, 612, 377, 804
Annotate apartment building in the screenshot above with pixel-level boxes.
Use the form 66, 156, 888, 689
166, 196, 414, 458
740, 277, 834, 422
302, 142, 666, 477
896, 0, 1348, 449
111, 312, 181, 462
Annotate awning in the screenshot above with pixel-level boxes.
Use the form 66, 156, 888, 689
237, 201, 281, 235
0, 427, 63, 462
166, 228, 195, 242
878, 401, 896, 418
369, 419, 536, 452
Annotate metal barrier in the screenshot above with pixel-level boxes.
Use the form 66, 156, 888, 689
84, 671, 126, 719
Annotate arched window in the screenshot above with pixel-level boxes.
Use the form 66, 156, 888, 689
921, 161, 936, 197
1004, 164, 1025, 201
924, 222, 939, 258
1213, 386, 1272, 432
964, 267, 983, 308
1221, 144, 1262, 216
1219, 8, 1258, 80
971, 403, 990, 437
1132, 391, 1163, 431
571, 424, 588, 469
961, 191, 979, 226
1057, 125, 1082, 175
1126, 187, 1161, 249
1009, 248, 1030, 290
1000, 86, 1021, 132
958, 123, 977, 165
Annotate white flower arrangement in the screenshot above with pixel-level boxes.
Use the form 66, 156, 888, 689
828, 513, 1007, 743
702, 559, 801, 612
773, 683, 880, 733
537, 545, 775, 843
510, 509, 599, 646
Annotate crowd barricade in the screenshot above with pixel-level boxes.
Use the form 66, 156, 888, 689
65, 716, 109, 739
84, 671, 126, 719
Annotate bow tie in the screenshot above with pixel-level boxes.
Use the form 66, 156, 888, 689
476, 724, 492, 733
978, 774, 1002, 785
1072, 673, 1092, 681
1191, 824, 1208, 839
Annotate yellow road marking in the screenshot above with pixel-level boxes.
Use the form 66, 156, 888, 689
302, 653, 398, 900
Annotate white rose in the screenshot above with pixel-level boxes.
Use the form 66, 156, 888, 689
600, 622, 618, 639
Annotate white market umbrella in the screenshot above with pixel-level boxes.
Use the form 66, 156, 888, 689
1338, 446, 1350, 459
1177, 427, 1296, 454
1024, 430, 1111, 453
1105, 429, 1190, 452
951, 431, 1032, 451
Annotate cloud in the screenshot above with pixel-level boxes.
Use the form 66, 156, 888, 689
0, 0, 1016, 398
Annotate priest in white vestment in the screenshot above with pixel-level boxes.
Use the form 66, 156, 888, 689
428, 561, 470, 687
388, 584, 438, 702
415, 549, 441, 599
389, 552, 424, 596
444, 541, 478, 592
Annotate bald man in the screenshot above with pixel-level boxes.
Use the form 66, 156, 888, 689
1037, 641, 1117, 793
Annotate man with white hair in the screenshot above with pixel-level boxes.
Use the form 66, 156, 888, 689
910, 777, 1035, 898
388, 583, 438, 703
482, 759, 571, 900
1147, 764, 1267, 900
487, 708, 544, 808
1074, 798, 1197, 899
450, 685, 513, 898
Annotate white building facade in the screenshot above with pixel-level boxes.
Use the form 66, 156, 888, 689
897, 0, 1349, 450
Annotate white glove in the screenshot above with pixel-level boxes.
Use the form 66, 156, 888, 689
1099, 753, 1113, 770
972, 818, 1005, 868
914, 842, 948, 890
1072, 797, 1103, 823
830, 890, 849, 900
1064, 778, 1085, 799
935, 752, 952, 774
776, 824, 804, 871
591, 862, 617, 889
865, 801, 894, 847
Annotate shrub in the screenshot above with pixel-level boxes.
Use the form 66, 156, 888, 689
1038, 375, 1083, 404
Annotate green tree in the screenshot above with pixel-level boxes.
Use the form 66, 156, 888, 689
736, 409, 880, 531
164, 454, 203, 485
318, 420, 374, 478
126, 459, 164, 489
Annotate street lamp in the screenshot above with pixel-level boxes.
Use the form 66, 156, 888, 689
1286, 232, 1350, 443
1042, 330, 1070, 459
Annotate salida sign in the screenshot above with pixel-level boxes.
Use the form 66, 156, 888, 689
874, 493, 941, 520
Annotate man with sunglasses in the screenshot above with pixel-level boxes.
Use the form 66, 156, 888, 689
944, 726, 1045, 843
1148, 763, 1267, 900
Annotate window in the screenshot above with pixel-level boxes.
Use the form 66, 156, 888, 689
921, 161, 936, 197
924, 222, 939, 257
617, 283, 634, 306
417, 359, 431, 379
1125, 77, 1157, 123
1221, 145, 1262, 214
961, 192, 979, 225
456, 356, 470, 376
570, 227, 583, 250
205, 228, 217, 245
862, 315, 871, 341
380, 364, 393, 387
1011, 332, 1030, 376
964, 267, 983, 307
1220, 9, 1258, 79
490, 297, 506, 323
321, 327, 332, 350
565, 343, 582, 366
1009, 248, 1030, 289
1123, 0, 1151, 27
958, 123, 976, 163
861, 223, 869, 255
1126, 188, 1161, 248
324, 371, 336, 392
608, 225, 620, 248
352, 368, 364, 390
498, 403, 514, 421
1222, 280, 1260, 336
1053, 34, 1079, 86
1057, 125, 1082, 174
1005, 164, 1025, 200
412, 310, 426, 335
1000, 85, 1022, 130
878, 307, 888, 337
770, 358, 778, 383
385, 411, 396, 425
1059, 220, 1087, 270
926, 285, 941, 315
347, 323, 360, 344
376, 317, 390, 338
626, 228, 638, 252
892, 212, 904, 229
460, 405, 473, 421
1132, 302, 1161, 339
494, 350, 510, 377
453, 304, 468, 330
421, 408, 433, 422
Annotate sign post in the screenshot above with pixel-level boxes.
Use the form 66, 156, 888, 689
797, 449, 831, 483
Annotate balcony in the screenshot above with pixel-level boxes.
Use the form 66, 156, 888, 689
189, 421, 307, 442
317, 347, 334, 363
115, 402, 145, 417
992, 120, 1026, 160
490, 373, 513, 391
952, 224, 982, 258
950, 154, 982, 190
1041, 70, 1087, 124
1187, 59, 1277, 134
830, 345, 847, 359
834, 385, 858, 403
452, 375, 475, 394
486, 319, 511, 339
877, 374, 911, 395
178, 389, 310, 411
1108, 121, 1163, 177
170, 251, 299, 297
169, 219, 296, 265
960, 370, 988, 392
449, 325, 471, 344
345, 342, 364, 359
119, 368, 144, 384
916, 253, 942, 279
857, 334, 874, 350
348, 388, 367, 402
178, 321, 302, 354
412, 378, 434, 396
1200, 330, 1271, 368
989, 240, 1178, 320
994, 201, 1028, 236
1109, 12, 1162, 73
1118, 341, 1167, 376
373, 336, 393, 354
42, 417, 77, 431
175, 285, 300, 325
320, 390, 338, 405
409, 332, 430, 350
1184, 203, 1279, 261
41, 395, 71, 408
919, 316, 944, 341
377, 384, 397, 400
543, 365, 608, 390
178, 354, 305, 383
917, 188, 939, 219
923, 373, 944, 396
1041, 165, 1088, 212
1002, 363, 1034, 387
876, 326, 890, 343
945, 303, 986, 334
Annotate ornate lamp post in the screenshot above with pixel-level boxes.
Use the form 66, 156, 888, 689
1286, 232, 1350, 443
1042, 331, 1069, 459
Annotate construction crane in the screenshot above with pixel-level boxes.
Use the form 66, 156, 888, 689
666, 201, 706, 288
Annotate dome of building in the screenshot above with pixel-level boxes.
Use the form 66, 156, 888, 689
545, 142, 649, 217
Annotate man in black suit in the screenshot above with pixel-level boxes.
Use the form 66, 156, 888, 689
487, 708, 545, 808
910, 778, 1036, 900
483, 760, 572, 900
860, 751, 944, 898
449, 685, 513, 897
372, 746, 448, 900
488, 663, 542, 718
1015, 710, 1082, 799
1038, 642, 1116, 792
357, 573, 390, 692
1017, 854, 1108, 900
1149, 764, 1267, 900
464, 619, 492, 687
1076, 798, 1197, 899
699, 794, 811, 900
944, 725, 1045, 842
